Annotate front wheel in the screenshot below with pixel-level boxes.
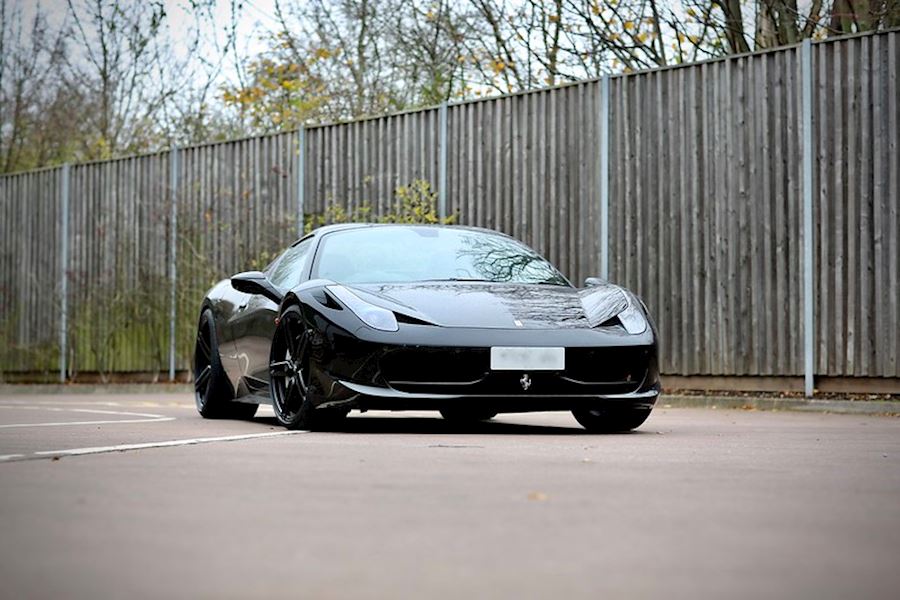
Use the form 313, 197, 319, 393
269, 305, 347, 430
571, 406, 652, 433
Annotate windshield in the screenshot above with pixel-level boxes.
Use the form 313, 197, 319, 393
313, 226, 569, 286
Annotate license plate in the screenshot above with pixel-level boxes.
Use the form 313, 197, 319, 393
490, 347, 565, 371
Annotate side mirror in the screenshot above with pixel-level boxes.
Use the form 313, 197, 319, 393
231, 271, 284, 304
584, 277, 605, 288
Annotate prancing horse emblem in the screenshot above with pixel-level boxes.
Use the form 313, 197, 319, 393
520, 373, 532, 391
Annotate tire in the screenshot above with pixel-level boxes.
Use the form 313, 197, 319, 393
439, 407, 498, 422
194, 309, 259, 420
269, 304, 347, 430
571, 405, 653, 433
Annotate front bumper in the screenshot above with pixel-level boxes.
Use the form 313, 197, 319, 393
311, 322, 660, 413
329, 380, 660, 413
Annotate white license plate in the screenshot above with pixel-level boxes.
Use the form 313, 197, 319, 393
490, 347, 565, 371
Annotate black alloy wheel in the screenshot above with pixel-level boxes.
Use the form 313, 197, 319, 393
269, 305, 347, 430
269, 306, 311, 428
194, 309, 258, 419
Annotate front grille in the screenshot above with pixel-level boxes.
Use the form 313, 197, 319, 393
380, 347, 490, 384
379, 345, 653, 396
563, 347, 652, 384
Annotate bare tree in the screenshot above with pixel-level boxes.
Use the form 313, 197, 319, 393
166, 0, 249, 144
5, 0, 900, 171
64, 0, 189, 157
460, 0, 900, 83
0, 2, 80, 172
220, 0, 471, 128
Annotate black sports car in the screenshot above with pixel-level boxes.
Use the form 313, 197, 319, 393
194, 224, 659, 432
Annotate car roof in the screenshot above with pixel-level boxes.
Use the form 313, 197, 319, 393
292, 222, 508, 246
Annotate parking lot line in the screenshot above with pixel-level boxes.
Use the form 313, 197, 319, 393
0, 431, 305, 463
0, 405, 174, 428
0, 417, 176, 428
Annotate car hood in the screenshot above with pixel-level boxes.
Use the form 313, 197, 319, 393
348, 281, 628, 329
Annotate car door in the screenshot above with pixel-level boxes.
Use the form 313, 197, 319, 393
229, 238, 314, 395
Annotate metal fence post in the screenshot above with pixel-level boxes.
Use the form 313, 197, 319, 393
59, 164, 70, 383
297, 127, 306, 237
168, 146, 179, 382
800, 39, 815, 398
599, 76, 610, 280
438, 101, 449, 220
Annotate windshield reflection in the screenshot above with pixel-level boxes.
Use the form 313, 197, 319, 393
456, 233, 569, 286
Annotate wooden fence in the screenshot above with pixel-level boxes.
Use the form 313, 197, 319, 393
0, 30, 897, 389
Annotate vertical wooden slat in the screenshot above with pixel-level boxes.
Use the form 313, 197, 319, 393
889, 32, 899, 377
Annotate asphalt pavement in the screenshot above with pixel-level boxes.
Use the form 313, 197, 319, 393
1, 392, 898, 599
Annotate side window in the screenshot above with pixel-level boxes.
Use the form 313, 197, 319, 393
268, 239, 313, 290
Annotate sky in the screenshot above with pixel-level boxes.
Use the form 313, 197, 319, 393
9, 0, 278, 85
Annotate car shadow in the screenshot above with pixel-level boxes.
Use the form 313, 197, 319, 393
252, 414, 646, 436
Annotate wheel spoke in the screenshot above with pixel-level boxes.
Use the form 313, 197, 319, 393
194, 365, 211, 392
295, 367, 308, 394
281, 321, 298, 357
283, 378, 302, 412
269, 360, 293, 378
295, 331, 309, 361
289, 330, 307, 360
283, 320, 307, 360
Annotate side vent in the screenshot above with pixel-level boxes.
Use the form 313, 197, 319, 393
394, 312, 436, 326
598, 316, 619, 328
313, 289, 343, 310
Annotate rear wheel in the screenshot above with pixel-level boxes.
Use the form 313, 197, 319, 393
572, 406, 652, 433
439, 407, 498, 422
194, 309, 258, 420
269, 305, 347, 430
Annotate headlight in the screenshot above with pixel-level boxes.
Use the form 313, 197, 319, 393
617, 295, 647, 334
326, 285, 399, 332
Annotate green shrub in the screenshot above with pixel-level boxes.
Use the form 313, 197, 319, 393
306, 179, 455, 232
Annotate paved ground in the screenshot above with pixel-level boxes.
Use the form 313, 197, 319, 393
0, 393, 898, 599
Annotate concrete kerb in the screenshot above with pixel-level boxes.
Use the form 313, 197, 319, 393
659, 394, 900, 416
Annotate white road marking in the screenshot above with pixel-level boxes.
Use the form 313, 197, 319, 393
0, 400, 196, 408
0, 418, 176, 429
0, 431, 304, 463
0, 405, 173, 428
